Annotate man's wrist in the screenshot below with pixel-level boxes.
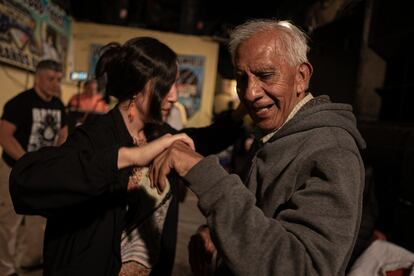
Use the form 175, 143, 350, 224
179, 155, 203, 177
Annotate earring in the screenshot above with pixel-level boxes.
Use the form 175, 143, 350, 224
128, 111, 134, 123
127, 99, 135, 123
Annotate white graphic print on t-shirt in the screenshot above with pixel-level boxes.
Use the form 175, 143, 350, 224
28, 108, 61, 152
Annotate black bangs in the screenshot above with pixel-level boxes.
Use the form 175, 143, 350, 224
94, 37, 177, 109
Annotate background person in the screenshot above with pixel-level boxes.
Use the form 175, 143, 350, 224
68, 79, 109, 113
0, 59, 68, 276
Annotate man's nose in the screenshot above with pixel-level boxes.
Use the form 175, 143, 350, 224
243, 78, 262, 102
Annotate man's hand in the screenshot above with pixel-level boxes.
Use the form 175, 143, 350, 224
149, 140, 203, 193
188, 225, 217, 275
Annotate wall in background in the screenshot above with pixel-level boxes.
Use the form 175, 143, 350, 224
70, 21, 219, 127
0, 20, 219, 128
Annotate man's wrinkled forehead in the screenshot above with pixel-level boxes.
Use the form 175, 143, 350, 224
235, 30, 286, 59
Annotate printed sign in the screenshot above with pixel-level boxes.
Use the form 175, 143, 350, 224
0, 0, 71, 71
177, 55, 205, 118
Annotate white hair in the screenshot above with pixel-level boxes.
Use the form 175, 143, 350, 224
228, 19, 310, 66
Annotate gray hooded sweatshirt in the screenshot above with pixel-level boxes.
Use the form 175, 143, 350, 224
184, 96, 366, 276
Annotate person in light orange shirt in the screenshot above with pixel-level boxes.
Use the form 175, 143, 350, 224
68, 79, 109, 113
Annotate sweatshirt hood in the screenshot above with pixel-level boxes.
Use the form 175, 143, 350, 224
268, 96, 366, 150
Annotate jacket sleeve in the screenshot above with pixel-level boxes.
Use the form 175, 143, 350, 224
184, 148, 364, 275
9, 127, 129, 218
145, 110, 244, 156
181, 110, 244, 156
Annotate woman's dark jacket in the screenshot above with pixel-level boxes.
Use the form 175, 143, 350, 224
9, 107, 242, 276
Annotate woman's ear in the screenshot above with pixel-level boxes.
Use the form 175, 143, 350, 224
295, 62, 313, 94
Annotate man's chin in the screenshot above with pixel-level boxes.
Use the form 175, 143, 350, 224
255, 120, 279, 133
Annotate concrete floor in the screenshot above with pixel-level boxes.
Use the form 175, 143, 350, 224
173, 190, 205, 275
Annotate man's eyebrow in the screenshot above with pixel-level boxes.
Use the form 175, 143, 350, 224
252, 64, 277, 72
251, 67, 278, 76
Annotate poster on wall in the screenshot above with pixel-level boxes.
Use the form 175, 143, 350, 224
177, 54, 205, 119
0, 0, 71, 71
88, 43, 102, 78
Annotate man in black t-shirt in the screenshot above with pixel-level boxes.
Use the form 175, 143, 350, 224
0, 60, 68, 275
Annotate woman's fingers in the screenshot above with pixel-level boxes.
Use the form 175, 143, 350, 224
176, 133, 195, 150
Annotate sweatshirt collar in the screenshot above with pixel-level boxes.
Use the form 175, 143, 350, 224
260, 93, 314, 144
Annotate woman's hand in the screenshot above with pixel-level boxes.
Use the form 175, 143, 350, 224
117, 133, 195, 169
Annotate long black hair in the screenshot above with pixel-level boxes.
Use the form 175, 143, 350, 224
95, 37, 178, 122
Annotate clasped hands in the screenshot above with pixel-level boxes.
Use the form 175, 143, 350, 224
120, 133, 202, 192
149, 133, 203, 194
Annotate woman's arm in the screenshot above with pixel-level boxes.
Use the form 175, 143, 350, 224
117, 133, 194, 169
9, 127, 121, 217
10, 130, 194, 217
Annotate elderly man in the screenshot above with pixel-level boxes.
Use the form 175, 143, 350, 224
151, 19, 366, 275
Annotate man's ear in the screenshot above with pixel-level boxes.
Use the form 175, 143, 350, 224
295, 62, 313, 94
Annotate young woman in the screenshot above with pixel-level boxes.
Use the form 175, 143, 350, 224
10, 37, 195, 276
